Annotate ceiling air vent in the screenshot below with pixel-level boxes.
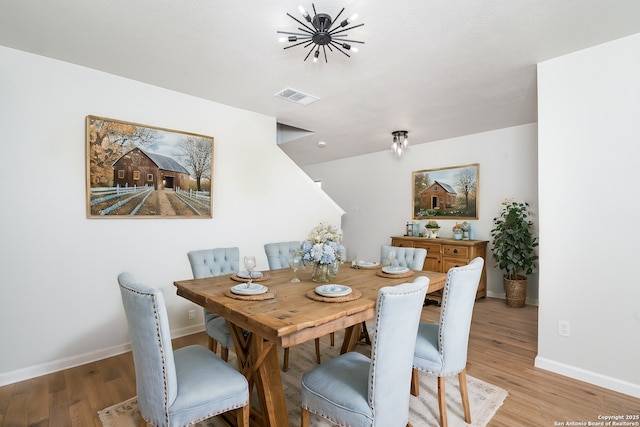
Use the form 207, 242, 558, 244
275, 87, 319, 106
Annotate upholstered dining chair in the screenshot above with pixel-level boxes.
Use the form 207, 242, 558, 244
264, 240, 334, 371
264, 240, 301, 269
380, 245, 427, 270
117, 273, 250, 427
187, 247, 239, 361
264, 241, 347, 268
410, 257, 484, 427
301, 276, 429, 427
353, 244, 429, 346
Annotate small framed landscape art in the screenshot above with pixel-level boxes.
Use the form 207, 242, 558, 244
412, 163, 479, 220
86, 115, 213, 218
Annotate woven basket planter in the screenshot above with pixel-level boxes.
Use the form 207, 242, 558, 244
504, 275, 527, 308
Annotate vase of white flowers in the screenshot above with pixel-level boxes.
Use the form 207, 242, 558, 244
302, 223, 345, 283
310, 261, 340, 283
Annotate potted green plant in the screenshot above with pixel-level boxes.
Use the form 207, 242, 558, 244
425, 220, 440, 238
490, 200, 539, 307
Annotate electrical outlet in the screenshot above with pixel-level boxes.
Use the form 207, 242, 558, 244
558, 320, 570, 337
188, 309, 196, 320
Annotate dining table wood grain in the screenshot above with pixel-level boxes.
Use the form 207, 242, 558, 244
174, 265, 446, 427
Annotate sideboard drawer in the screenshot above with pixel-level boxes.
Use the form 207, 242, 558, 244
443, 245, 469, 258
414, 242, 440, 254
391, 238, 414, 248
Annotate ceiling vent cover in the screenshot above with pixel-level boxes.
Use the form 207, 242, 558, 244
275, 87, 319, 106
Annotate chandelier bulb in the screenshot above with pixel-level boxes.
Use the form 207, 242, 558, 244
342, 43, 351, 50
278, 36, 287, 43
299, 5, 311, 22
341, 13, 358, 27
313, 49, 320, 63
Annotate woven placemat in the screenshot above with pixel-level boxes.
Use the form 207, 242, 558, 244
375, 270, 415, 279
306, 288, 362, 303
230, 272, 271, 282
224, 289, 276, 300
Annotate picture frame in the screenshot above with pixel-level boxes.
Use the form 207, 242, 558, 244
86, 115, 213, 218
412, 163, 479, 220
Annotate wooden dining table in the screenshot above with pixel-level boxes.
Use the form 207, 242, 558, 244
174, 264, 446, 427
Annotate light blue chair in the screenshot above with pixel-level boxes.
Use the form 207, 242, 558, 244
380, 245, 427, 270
117, 273, 249, 427
264, 241, 302, 269
355, 244, 429, 346
264, 240, 333, 371
264, 241, 347, 268
338, 244, 347, 261
301, 277, 429, 427
411, 257, 484, 427
187, 247, 239, 361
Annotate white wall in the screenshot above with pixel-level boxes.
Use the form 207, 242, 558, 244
303, 124, 539, 302
536, 34, 640, 397
0, 46, 343, 385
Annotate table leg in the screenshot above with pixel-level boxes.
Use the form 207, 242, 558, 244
340, 323, 362, 354
225, 322, 288, 427
250, 336, 288, 427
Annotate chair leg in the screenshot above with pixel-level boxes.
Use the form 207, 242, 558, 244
208, 336, 218, 353
438, 376, 448, 427
330, 332, 335, 346
410, 368, 420, 396
301, 407, 310, 427
360, 321, 372, 345
282, 348, 290, 371
459, 369, 471, 424
237, 402, 250, 427
315, 338, 321, 364
221, 346, 229, 362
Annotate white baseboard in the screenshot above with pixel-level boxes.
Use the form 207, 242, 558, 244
535, 356, 640, 398
0, 323, 205, 387
170, 324, 206, 339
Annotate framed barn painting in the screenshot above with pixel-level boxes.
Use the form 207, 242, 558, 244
86, 115, 213, 218
412, 163, 479, 220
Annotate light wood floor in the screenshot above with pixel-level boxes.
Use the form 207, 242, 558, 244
1, 298, 638, 426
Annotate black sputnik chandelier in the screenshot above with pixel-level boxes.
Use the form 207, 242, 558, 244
277, 4, 364, 63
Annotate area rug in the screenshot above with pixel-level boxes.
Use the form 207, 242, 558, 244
99, 338, 507, 427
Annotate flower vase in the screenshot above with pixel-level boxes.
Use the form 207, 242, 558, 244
453, 231, 463, 240
312, 261, 339, 283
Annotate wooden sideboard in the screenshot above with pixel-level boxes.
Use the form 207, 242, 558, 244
390, 236, 489, 300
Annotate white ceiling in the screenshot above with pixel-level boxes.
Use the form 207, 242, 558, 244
2, 1, 640, 166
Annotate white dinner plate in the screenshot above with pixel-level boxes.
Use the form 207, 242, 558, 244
381, 266, 410, 275
237, 270, 263, 279
357, 261, 379, 267
315, 284, 352, 298
231, 283, 268, 295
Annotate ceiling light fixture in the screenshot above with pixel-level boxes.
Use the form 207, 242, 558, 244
277, 4, 364, 63
391, 131, 409, 158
